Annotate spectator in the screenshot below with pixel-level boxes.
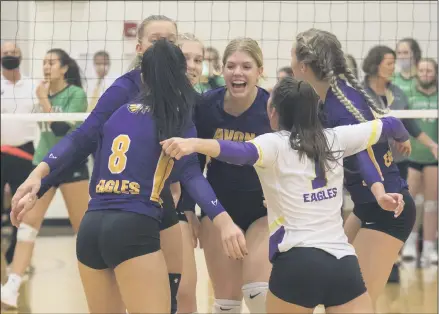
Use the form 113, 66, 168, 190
276, 66, 293, 81
197, 46, 225, 92
393, 38, 422, 98
267, 66, 294, 93
403, 58, 438, 266
362, 45, 436, 181
1, 41, 38, 266
87, 50, 114, 112
1, 48, 89, 309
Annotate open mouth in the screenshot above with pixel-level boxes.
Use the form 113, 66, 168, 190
231, 81, 247, 90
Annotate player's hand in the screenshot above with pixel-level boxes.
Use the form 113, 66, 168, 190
377, 193, 405, 218
185, 211, 200, 248
393, 140, 411, 157
10, 191, 38, 227
213, 212, 248, 260
160, 138, 197, 160
11, 176, 42, 227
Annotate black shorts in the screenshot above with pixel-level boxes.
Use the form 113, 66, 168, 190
396, 160, 410, 181
269, 247, 366, 308
200, 185, 266, 232
408, 161, 438, 172
353, 188, 416, 242
159, 187, 180, 230
50, 160, 89, 187
76, 209, 161, 269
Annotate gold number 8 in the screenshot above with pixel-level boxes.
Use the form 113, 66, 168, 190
108, 134, 131, 174
383, 150, 393, 167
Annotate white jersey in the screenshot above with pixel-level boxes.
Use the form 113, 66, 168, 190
250, 120, 383, 260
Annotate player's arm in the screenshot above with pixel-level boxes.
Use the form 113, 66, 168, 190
334, 117, 409, 158
161, 134, 279, 168
178, 152, 225, 220
333, 103, 400, 201
334, 116, 409, 204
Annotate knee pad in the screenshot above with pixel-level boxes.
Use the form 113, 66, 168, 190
415, 194, 424, 207
242, 282, 268, 313
424, 200, 438, 213
17, 223, 38, 242
212, 299, 242, 314
169, 273, 181, 314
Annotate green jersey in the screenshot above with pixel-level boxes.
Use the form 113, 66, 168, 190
33, 85, 88, 165
392, 72, 417, 99
408, 88, 438, 164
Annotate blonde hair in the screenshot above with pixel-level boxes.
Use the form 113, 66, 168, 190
177, 33, 204, 55
295, 28, 387, 122
127, 15, 178, 72
222, 37, 265, 81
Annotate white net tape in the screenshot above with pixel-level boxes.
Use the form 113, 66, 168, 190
2, 110, 437, 122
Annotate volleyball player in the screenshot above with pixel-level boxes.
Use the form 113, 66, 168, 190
11, 15, 188, 314
290, 28, 416, 303
2, 48, 89, 309
170, 33, 206, 314
12, 38, 246, 314
179, 38, 272, 314
161, 77, 409, 313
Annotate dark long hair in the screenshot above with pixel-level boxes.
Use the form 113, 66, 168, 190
362, 45, 396, 78
140, 38, 196, 141
47, 48, 82, 88
271, 76, 339, 173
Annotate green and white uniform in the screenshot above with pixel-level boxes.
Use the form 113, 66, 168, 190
392, 72, 417, 99
33, 85, 88, 165
408, 88, 438, 164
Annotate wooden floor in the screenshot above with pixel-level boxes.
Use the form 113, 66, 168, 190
1, 233, 437, 314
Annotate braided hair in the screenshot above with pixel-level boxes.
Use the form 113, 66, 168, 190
295, 29, 388, 122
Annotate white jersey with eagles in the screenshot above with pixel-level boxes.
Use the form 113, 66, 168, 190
250, 120, 383, 259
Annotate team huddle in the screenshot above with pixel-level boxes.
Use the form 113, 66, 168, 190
7, 15, 419, 314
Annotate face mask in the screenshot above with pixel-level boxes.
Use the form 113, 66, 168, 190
202, 61, 210, 77
397, 59, 412, 71
1, 55, 20, 70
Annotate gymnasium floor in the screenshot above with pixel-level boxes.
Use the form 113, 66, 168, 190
1, 227, 437, 314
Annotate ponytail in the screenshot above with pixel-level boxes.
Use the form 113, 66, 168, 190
140, 38, 197, 141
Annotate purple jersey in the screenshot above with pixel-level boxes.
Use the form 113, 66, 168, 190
321, 79, 407, 204
88, 103, 225, 220
196, 87, 272, 191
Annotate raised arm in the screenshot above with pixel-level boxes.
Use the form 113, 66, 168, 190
334, 117, 409, 158
161, 133, 279, 168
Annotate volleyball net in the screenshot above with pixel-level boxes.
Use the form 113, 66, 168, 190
1, 0, 437, 121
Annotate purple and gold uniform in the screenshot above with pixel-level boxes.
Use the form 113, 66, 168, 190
38, 69, 180, 229
321, 79, 415, 241
88, 102, 225, 221
76, 102, 226, 271
179, 86, 272, 231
